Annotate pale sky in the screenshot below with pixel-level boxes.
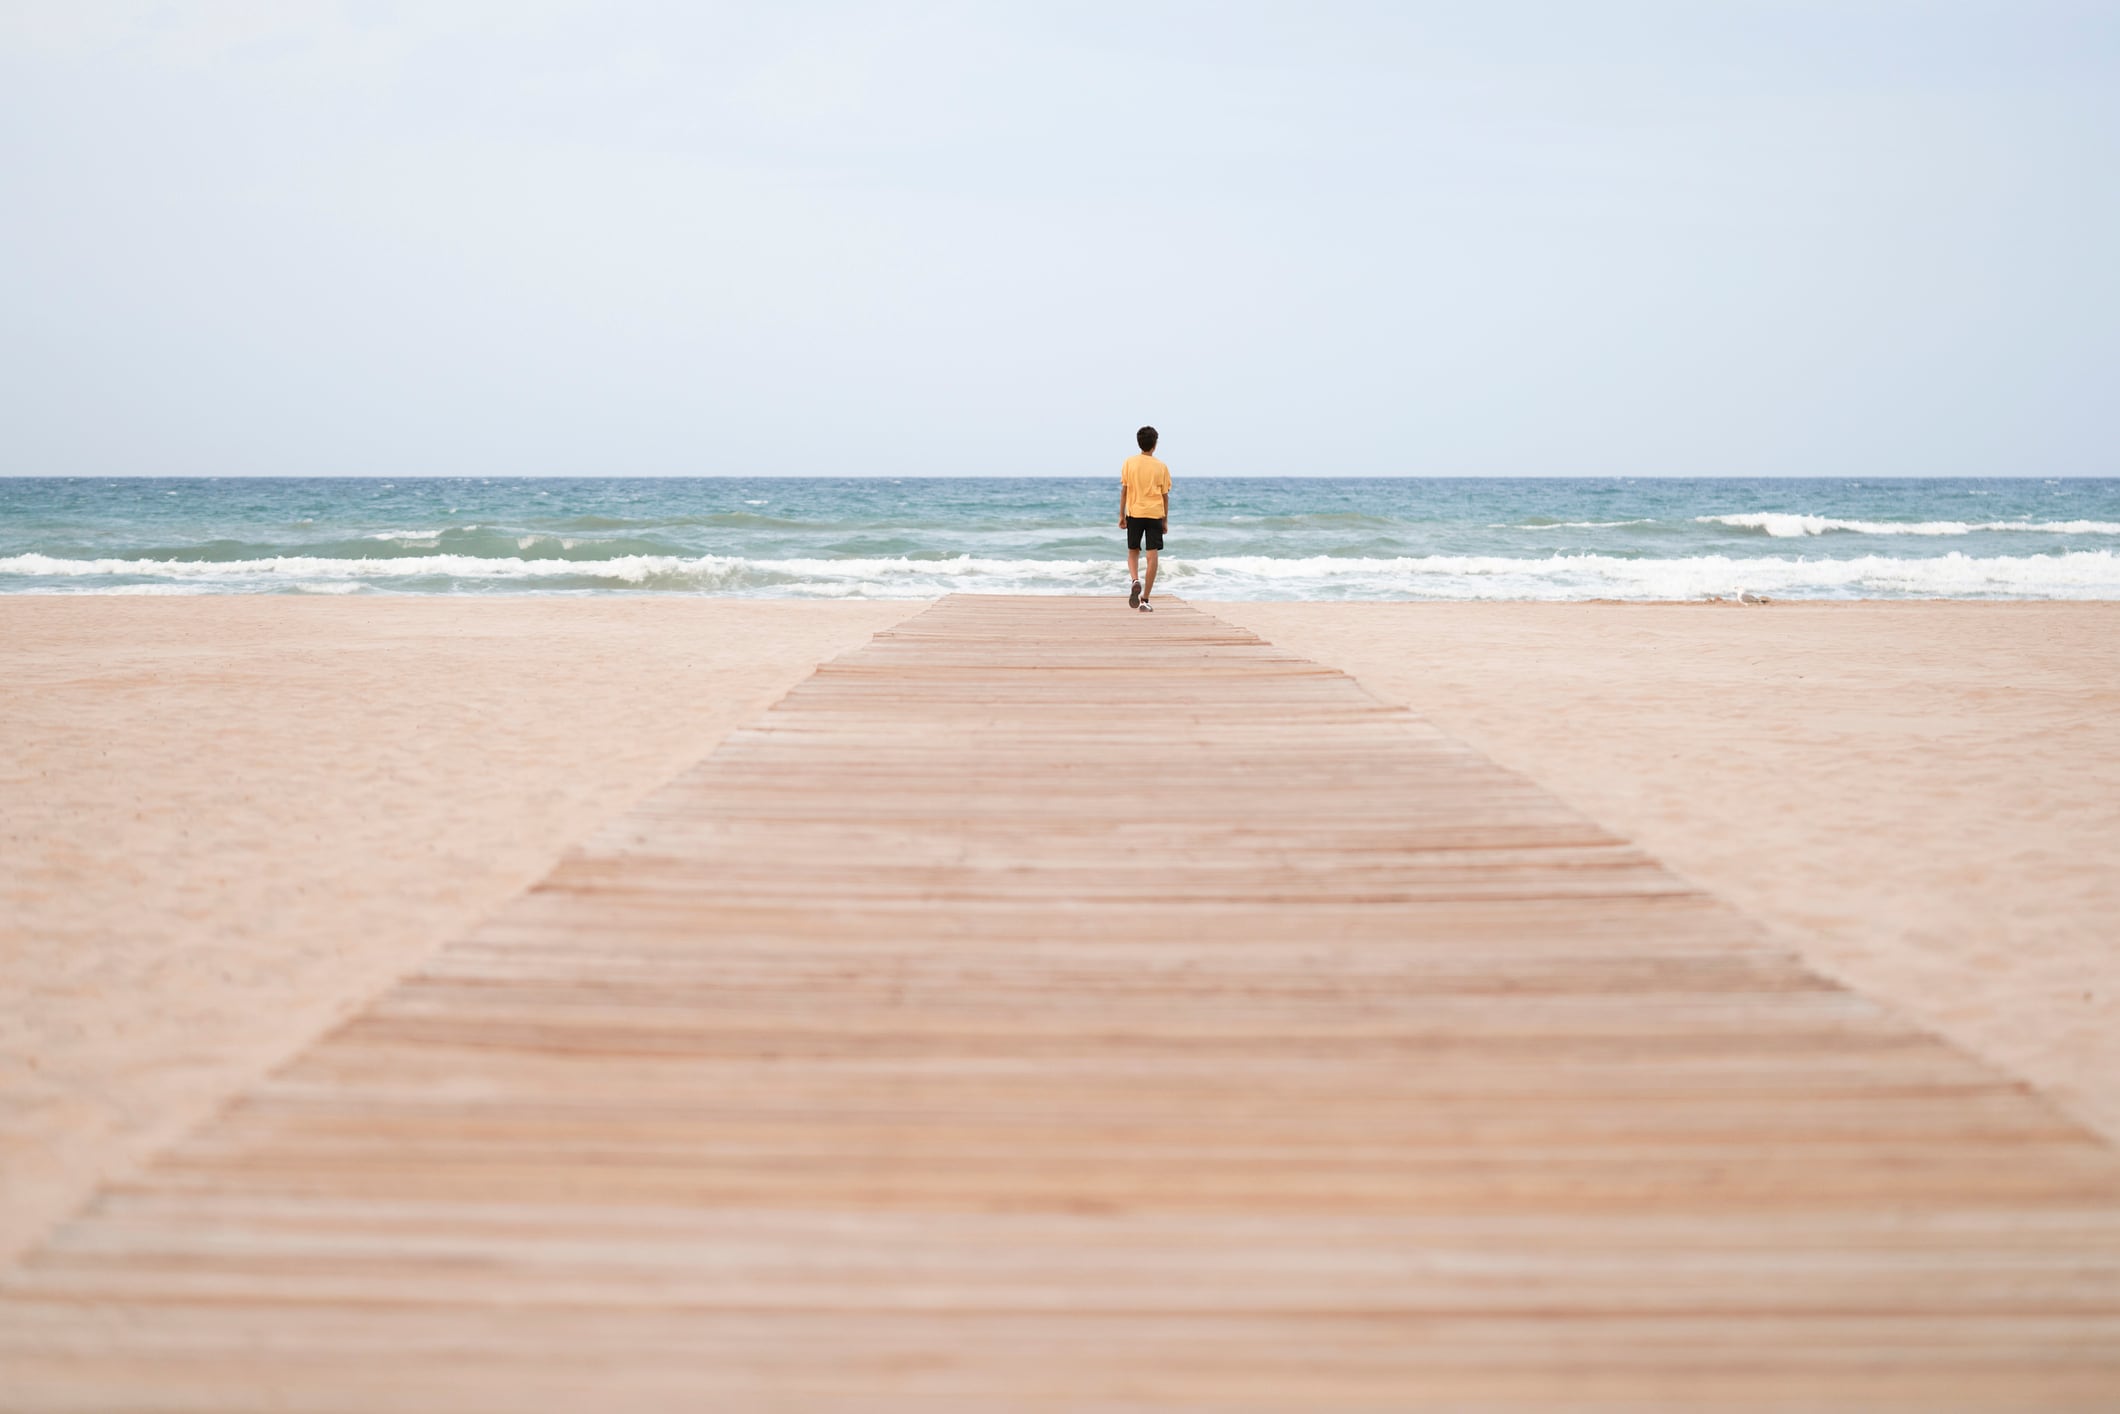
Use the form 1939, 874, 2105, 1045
3, 2, 2115, 476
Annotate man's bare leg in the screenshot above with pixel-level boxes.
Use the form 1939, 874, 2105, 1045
1127, 545, 1140, 585
1141, 549, 1159, 601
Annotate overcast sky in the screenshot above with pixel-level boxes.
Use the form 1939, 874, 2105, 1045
3, 2, 2115, 476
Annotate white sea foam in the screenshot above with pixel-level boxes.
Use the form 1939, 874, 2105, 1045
1170, 550, 2120, 600
5, 549, 2118, 600
65, 581, 218, 595
1698, 513, 2120, 538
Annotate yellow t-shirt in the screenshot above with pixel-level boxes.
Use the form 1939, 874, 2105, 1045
1122, 454, 1170, 518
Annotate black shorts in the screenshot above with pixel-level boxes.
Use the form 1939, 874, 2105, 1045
1125, 516, 1166, 551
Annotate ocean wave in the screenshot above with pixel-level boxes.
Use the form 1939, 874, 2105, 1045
80, 528, 695, 563
1493, 519, 1661, 529
548, 511, 818, 530
1698, 513, 2120, 538
1166, 550, 2120, 599
6, 549, 2117, 600
0, 551, 1114, 597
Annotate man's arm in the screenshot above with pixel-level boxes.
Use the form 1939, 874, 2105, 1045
1119, 480, 1128, 528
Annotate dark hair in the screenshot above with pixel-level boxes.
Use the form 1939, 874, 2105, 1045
1136, 426, 1158, 453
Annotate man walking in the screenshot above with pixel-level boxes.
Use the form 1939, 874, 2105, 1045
1120, 426, 1171, 611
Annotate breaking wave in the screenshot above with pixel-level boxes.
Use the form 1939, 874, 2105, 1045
6, 549, 2117, 600
1698, 513, 2120, 538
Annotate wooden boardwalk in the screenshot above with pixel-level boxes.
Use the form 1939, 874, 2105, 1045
5, 595, 2119, 1409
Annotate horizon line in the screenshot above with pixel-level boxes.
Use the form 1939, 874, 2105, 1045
6, 472, 2114, 482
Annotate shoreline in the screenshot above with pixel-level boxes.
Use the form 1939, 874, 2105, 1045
5, 595, 2115, 1268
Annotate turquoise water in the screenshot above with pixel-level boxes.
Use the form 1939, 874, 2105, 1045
3, 477, 2117, 599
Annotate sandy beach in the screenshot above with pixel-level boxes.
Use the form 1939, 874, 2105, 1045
1221, 601, 2120, 1145
0, 597, 918, 1266
3, 595, 2117, 1273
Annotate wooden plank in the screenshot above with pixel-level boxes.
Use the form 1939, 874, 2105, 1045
4, 594, 2118, 1410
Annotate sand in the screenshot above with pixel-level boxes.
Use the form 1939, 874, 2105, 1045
5, 597, 2116, 1270
0, 596, 918, 1266
1217, 600, 2120, 1145
16, 594, 2117, 1409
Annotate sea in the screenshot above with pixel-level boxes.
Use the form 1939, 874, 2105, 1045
3, 476, 2117, 600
